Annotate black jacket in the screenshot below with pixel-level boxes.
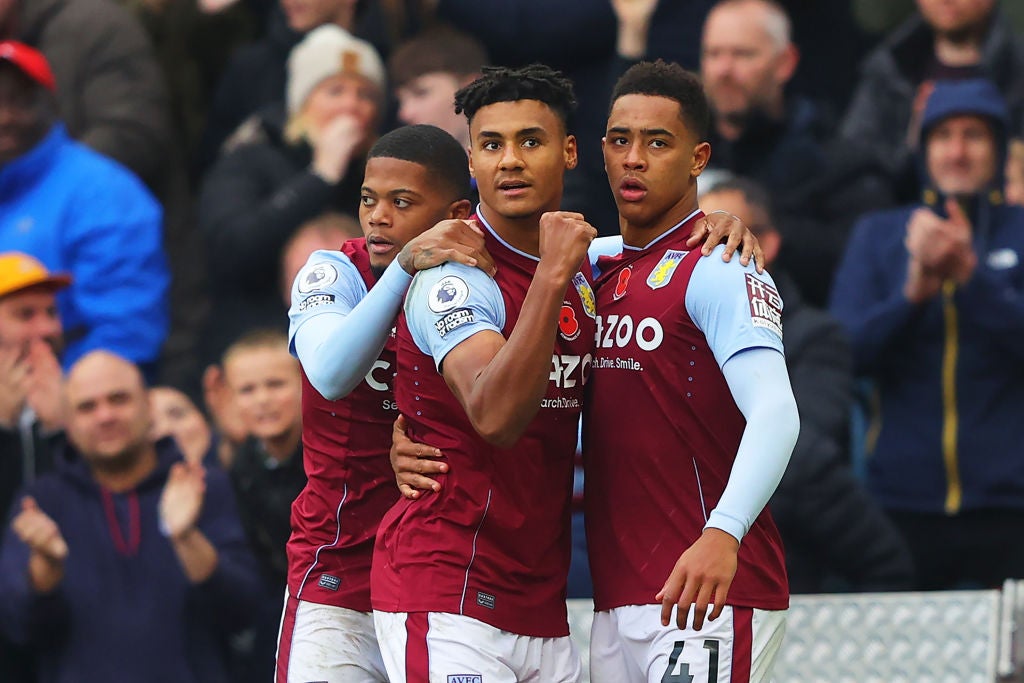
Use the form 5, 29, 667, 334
196, 103, 364, 366
769, 272, 915, 593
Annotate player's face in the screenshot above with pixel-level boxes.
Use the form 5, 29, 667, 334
225, 347, 302, 443
65, 355, 152, 467
916, 0, 994, 35
0, 286, 63, 357
700, 2, 791, 122
925, 114, 998, 196
396, 73, 468, 144
360, 156, 470, 271
468, 99, 577, 220
603, 94, 709, 233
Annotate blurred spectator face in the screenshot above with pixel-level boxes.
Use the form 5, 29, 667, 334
0, 63, 52, 165
701, 0, 797, 124
149, 386, 212, 464
699, 188, 782, 268
280, 213, 359, 304
396, 73, 468, 145
1006, 139, 1024, 206
65, 352, 152, 468
302, 72, 380, 142
0, 285, 63, 356
224, 345, 301, 444
281, 0, 354, 33
603, 94, 705, 232
925, 114, 998, 196
360, 155, 471, 273
469, 100, 576, 221
916, 0, 994, 36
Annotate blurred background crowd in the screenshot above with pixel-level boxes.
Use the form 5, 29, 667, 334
1, 0, 1024, 680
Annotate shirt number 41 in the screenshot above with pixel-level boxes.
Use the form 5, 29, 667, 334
662, 639, 720, 683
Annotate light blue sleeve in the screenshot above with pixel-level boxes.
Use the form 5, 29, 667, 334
587, 235, 623, 278
405, 262, 506, 370
685, 244, 784, 368
288, 250, 412, 400
705, 347, 800, 542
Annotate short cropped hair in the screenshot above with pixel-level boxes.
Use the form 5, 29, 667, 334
367, 124, 472, 201
454, 64, 577, 132
611, 60, 711, 142
388, 24, 489, 89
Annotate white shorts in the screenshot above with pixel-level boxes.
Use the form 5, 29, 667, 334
276, 589, 388, 683
373, 611, 582, 683
590, 604, 786, 683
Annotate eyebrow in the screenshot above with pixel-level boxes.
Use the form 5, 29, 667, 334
608, 126, 677, 138
477, 126, 548, 139
360, 186, 425, 197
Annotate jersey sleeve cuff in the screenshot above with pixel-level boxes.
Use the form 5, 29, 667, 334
378, 259, 414, 297
704, 511, 747, 544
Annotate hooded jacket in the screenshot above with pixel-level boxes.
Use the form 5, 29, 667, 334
0, 438, 261, 683
830, 79, 1024, 515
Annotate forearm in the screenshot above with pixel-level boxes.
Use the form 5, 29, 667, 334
706, 348, 800, 542
461, 269, 568, 446
297, 261, 411, 399
168, 528, 218, 584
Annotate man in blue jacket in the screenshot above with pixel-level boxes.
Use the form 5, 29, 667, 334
0, 350, 261, 683
0, 41, 169, 373
830, 78, 1024, 590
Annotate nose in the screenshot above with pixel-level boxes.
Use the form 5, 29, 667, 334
623, 140, 647, 170
498, 143, 524, 171
367, 199, 391, 226
28, 313, 62, 345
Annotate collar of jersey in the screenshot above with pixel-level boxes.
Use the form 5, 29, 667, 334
621, 209, 701, 252
475, 204, 542, 263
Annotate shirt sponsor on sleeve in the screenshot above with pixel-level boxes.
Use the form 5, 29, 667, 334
434, 308, 475, 338
297, 293, 336, 312
746, 273, 783, 338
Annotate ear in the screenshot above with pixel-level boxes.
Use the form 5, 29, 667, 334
565, 134, 579, 171
449, 198, 473, 220
467, 147, 476, 179
775, 44, 799, 86
691, 141, 711, 177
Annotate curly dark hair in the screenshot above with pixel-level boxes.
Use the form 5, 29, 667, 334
610, 60, 711, 141
453, 64, 577, 132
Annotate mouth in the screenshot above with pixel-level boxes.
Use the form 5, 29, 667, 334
366, 235, 395, 255
618, 177, 648, 202
497, 179, 531, 198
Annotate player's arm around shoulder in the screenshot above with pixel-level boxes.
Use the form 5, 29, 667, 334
288, 249, 389, 400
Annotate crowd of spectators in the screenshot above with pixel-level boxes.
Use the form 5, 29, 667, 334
2, 0, 1024, 680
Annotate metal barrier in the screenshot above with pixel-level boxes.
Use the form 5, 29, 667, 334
567, 581, 1024, 682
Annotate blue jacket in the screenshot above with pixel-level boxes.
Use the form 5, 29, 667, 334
0, 439, 261, 683
0, 124, 169, 367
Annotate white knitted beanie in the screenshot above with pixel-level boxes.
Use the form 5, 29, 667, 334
286, 25, 386, 115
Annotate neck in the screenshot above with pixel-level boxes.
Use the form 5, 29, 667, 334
620, 195, 700, 249
478, 202, 551, 257
91, 446, 158, 493
933, 23, 986, 66
262, 426, 301, 464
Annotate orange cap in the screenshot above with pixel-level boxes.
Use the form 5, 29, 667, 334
0, 253, 71, 298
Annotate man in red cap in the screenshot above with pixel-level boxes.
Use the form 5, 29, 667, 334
0, 42, 170, 375
0, 251, 70, 683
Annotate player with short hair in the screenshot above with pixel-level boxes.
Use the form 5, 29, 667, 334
586, 60, 799, 683
370, 64, 597, 683
276, 123, 492, 683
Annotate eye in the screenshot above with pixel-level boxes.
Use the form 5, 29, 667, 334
482, 141, 501, 152
610, 136, 629, 146
650, 139, 668, 149
360, 195, 377, 207
522, 138, 540, 148
393, 197, 412, 209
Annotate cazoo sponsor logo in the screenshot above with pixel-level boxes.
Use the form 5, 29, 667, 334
594, 314, 664, 351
